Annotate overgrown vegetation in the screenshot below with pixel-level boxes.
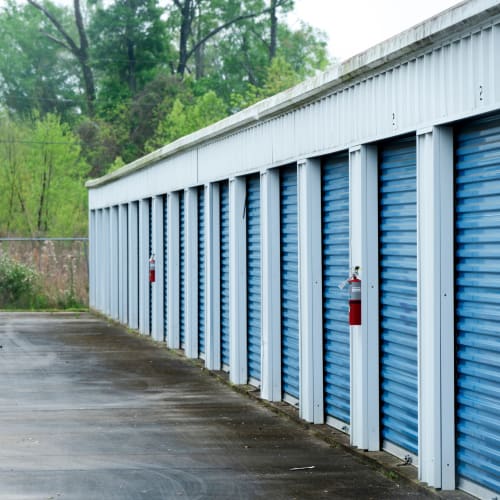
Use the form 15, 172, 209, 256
0, 255, 40, 309
0, 241, 88, 310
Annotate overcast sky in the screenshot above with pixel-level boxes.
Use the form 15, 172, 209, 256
6, 0, 465, 61
291, 0, 464, 61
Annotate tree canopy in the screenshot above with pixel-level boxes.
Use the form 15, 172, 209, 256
0, 0, 330, 236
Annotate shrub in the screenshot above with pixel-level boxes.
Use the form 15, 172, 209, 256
0, 255, 41, 309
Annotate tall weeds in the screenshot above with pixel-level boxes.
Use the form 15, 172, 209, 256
0, 240, 88, 310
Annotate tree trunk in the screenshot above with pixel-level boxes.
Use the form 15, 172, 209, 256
27, 0, 96, 116
126, 38, 137, 93
176, 0, 194, 76
269, 0, 278, 61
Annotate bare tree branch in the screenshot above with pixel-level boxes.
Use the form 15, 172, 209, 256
40, 32, 71, 51
27, 0, 80, 56
73, 0, 88, 55
27, 0, 95, 115
186, 8, 272, 63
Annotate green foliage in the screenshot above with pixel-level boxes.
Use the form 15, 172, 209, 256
106, 156, 125, 174
231, 56, 302, 111
0, 113, 89, 237
0, 0, 331, 238
0, 0, 83, 120
76, 117, 122, 178
89, 0, 172, 108
148, 90, 227, 149
0, 254, 40, 309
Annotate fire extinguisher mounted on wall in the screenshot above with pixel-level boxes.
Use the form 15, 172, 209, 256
149, 254, 156, 283
348, 266, 361, 326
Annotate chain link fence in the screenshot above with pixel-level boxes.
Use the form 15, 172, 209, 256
0, 238, 88, 309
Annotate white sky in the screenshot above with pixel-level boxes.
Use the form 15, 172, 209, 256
291, 0, 464, 61
7, 0, 465, 62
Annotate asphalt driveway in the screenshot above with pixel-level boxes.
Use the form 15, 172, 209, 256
0, 313, 464, 499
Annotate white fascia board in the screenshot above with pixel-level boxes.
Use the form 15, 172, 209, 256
118, 204, 129, 324
185, 188, 199, 358
229, 177, 247, 385
110, 206, 119, 321
138, 199, 150, 335
260, 169, 282, 402
349, 145, 379, 452
205, 183, 221, 370
417, 128, 455, 490
104, 208, 111, 316
167, 192, 180, 349
298, 159, 324, 424
151, 196, 164, 342
128, 202, 139, 330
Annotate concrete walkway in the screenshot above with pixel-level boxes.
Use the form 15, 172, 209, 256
0, 313, 467, 500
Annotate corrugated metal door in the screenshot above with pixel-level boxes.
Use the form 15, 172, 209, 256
280, 166, 299, 401
321, 154, 350, 427
246, 174, 261, 384
179, 191, 185, 349
378, 136, 418, 457
198, 186, 206, 357
163, 195, 168, 341
148, 198, 152, 334
455, 113, 500, 495
220, 182, 230, 371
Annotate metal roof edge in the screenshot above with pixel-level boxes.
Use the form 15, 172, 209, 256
86, 0, 500, 189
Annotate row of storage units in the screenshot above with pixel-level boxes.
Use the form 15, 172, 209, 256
89, 112, 499, 498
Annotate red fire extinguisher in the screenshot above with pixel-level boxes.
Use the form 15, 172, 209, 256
149, 254, 156, 283
348, 267, 361, 326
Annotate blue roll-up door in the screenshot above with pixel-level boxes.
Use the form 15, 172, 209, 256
148, 198, 152, 334
198, 186, 206, 357
321, 154, 350, 426
280, 166, 299, 401
163, 195, 168, 341
246, 174, 261, 384
179, 191, 185, 349
455, 113, 500, 495
220, 182, 230, 370
378, 136, 418, 457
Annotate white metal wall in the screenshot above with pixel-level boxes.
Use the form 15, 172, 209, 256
87, 4, 500, 498
89, 7, 500, 209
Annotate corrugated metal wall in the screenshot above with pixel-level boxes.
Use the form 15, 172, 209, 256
198, 186, 206, 357
321, 153, 350, 427
280, 166, 300, 402
179, 191, 186, 349
220, 181, 230, 371
246, 174, 261, 384
163, 195, 168, 341
378, 137, 418, 458
455, 112, 500, 495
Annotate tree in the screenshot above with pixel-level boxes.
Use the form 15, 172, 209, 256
0, 1, 82, 119
89, 0, 171, 101
147, 89, 227, 149
169, 0, 292, 78
0, 114, 89, 236
230, 55, 301, 110
195, 3, 328, 107
27, 0, 96, 116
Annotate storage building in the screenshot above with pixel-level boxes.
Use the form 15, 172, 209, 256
86, 1, 500, 497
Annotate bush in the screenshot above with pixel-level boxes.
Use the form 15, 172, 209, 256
0, 255, 41, 309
